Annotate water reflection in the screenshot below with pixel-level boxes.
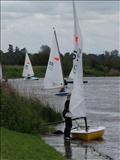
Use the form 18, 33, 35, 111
84, 145, 88, 160
64, 140, 72, 159
64, 140, 89, 160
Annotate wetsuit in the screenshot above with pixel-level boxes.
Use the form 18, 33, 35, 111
63, 100, 72, 138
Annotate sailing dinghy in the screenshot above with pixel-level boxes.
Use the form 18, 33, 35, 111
70, 1, 105, 141
22, 53, 39, 80
66, 67, 74, 83
44, 28, 69, 96
67, 67, 88, 84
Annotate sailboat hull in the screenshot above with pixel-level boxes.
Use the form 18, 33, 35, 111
55, 92, 69, 96
67, 80, 88, 84
71, 126, 105, 141
24, 76, 39, 80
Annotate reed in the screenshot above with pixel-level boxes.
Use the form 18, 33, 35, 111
1, 83, 62, 134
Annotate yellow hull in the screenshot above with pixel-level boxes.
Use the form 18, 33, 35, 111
71, 127, 105, 141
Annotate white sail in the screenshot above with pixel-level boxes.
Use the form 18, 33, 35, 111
44, 28, 64, 89
0, 63, 2, 80
69, 1, 86, 118
69, 67, 73, 79
22, 53, 34, 78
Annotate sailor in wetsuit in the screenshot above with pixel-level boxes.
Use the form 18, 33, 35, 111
62, 94, 72, 140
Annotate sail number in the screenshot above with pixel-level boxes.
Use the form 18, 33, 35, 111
72, 49, 81, 73
49, 61, 54, 66
72, 49, 81, 60
48, 61, 54, 71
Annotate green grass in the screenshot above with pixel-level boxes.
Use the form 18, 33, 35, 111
2, 65, 120, 79
1, 127, 64, 160
84, 66, 120, 77
2, 65, 46, 79
84, 66, 107, 77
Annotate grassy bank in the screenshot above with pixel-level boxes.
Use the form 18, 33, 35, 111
1, 127, 64, 160
1, 83, 62, 134
2, 65, 46, 79
0, 82, 64, 159
2, 65, 120, 79
84, 66, 120, 77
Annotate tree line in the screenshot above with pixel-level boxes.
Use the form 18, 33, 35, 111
0, 44, 120, 76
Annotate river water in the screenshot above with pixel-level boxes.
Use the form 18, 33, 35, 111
8, 77, 120, 160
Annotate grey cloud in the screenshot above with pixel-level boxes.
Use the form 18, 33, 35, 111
2, 1, 118, 18
2, 12, 31, 20
2, 1, 59, 14
1, 1, 119, 54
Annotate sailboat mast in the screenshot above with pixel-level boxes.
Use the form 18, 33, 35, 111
53, 27, 60, 54
53, 27, 64, 87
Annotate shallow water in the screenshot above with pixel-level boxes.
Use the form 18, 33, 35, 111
43, 134, 110, 160
8, 77, 120, 160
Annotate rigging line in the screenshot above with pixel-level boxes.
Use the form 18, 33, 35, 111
38, 117, 83, 127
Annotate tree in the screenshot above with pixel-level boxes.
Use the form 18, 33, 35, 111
20, 48, 27, 54
39, 45, 50, 55
15, 46, 20, 54
8, 44, 14, 54
0, 50, 4, 62
110, 50, 119, 57
104, 50, 110, 57
62, 52, 73, 76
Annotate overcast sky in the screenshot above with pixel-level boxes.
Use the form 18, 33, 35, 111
1, 1, 120, 54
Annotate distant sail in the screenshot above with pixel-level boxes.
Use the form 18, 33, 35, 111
69, 1, 86, 118
44, 28, 64, 89
0, 63, 2, 80
69, 68, 73, 79
22, 53, 34, 78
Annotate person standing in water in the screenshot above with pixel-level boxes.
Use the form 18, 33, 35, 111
62, 94, 72, 140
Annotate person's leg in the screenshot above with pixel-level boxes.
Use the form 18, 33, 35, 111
64, 121, 72, 138
64, 127, 67, 138
66, 126, 71, 137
